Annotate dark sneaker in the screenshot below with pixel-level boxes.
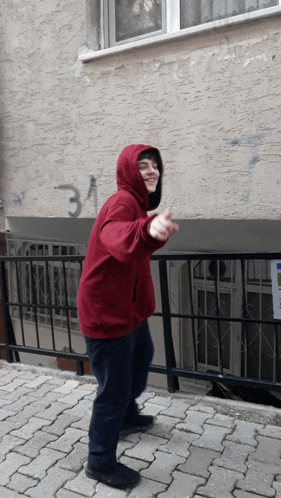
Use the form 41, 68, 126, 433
86, 463, 140, 489
120, 414, 154, 436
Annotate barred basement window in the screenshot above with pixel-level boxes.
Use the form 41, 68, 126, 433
7, 240, 86, 331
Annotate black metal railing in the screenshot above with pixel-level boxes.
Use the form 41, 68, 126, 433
1, 253, 281, 395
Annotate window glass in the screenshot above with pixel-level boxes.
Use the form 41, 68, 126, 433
180, 0, 278, 29
115, 0, 163, 42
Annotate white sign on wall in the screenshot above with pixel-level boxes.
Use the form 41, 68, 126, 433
270, 261, 281, 320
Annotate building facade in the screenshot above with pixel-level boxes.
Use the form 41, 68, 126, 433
1, 1, 281, 387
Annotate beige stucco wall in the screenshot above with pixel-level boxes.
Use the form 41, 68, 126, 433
1, 1, 281, 222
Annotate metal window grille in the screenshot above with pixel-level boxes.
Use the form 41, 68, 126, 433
7, 240, 86, 331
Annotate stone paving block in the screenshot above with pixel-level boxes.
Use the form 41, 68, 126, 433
178, 445, 220, 478
136, 391, 155, 407
64, 466, 97, 496
141, 450, 185, 484
249, 435, 281, 466
159, 428, 199, 458
47, 427, 87, 453
24, 466, 76, 498
71, 413, 91, 431
25, 375, 53, 389
0, 379, 27, 392
192, 423, 232, 451
43, 413, 80, 436
117, 439, 135, 459
0, 452, 31, 486
10, 416, 51, 439
189, 402, 216, 414
0, 398, 11, 407
146, 395, 172, 407
7, 473, 38, 493
259, 424, 281, 440
57, 442, 88, 472
159, 399, 190, 419
140, 402, 166, 417
0, 485, 24, 497
0, 407, 18, 421
125, 433, 168, 462
197, 465, 244, 498
0, 372, 21, 385
273, 480, 281, 498
78, 382, 96, 392
128, 477, 167, 498
120, 455, 150, 472
0, 421, 21, 439
30, 391, 61, 408
83, 392, 96, 402
93, 482, 128, 497
205, 413, 236, 428
29, 383, 56, 399
57, 388, 90, 406
176, 410, 213, 435
52, 380, 80, 394
0, 386, 33, 402
157, 470, 205, 498
15, 430, 57, 458
236, 460, 279, 497
34, 401, 71, 420
146, 414, 180, 438
234, 491, 272, 498
213, 440, 255, 473
227, 420, 262, 447
46, 377, 65, 386
3, 394, 35, 411
5, 405, 42, 424
18, 447, 66, 479
57, 489, 91, 498
0, 435, 25, 463
63, 399, 93, 418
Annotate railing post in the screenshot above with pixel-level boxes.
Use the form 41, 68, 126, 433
158, 259, 179, 392
0, 261, 19, 363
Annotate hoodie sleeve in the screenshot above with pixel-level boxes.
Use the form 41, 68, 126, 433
100, 203, 166, 263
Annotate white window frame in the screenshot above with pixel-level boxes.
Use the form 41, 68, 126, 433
80, 0, 281, 62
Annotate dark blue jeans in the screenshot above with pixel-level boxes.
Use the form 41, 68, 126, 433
84, 320, 154, 470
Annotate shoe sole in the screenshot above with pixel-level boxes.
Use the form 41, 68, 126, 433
85, 467, 140, 489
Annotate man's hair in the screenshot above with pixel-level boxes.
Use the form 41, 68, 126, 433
138, 150, 158, 163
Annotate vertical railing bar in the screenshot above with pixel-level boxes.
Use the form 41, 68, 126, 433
214, 261, 224, 375
158, 259, 179, 392
0, 261, 19, 362
259, 259, 262, 380
0, 261, 12, 362
62, 260, 72, 352
45, 260, 56, 351
30, 260, 40, 348
188, 259, 198, 371
274, 323, 280, 383
15, 261, 25, 347
241, 259, 249, 378
76, 360, 85, 376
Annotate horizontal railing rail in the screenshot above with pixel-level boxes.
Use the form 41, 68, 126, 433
1, 252, 281, 396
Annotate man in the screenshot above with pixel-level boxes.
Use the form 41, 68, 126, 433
77, 144, 178, 489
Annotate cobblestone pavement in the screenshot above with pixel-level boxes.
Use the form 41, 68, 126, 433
1, 360, 281, 497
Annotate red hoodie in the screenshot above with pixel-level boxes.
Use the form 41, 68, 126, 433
77, 144, 167, 339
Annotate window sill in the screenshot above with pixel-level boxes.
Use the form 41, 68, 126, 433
79, 5, 281, 62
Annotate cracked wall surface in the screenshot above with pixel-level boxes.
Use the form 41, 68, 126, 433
1, 1, 281, 220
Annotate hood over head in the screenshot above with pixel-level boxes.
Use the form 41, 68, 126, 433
116, 144, 163, 211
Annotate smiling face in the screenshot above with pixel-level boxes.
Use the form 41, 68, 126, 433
137, 155, 160, 194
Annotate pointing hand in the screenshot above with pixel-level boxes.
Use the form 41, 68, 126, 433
149, 208, 179, 241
